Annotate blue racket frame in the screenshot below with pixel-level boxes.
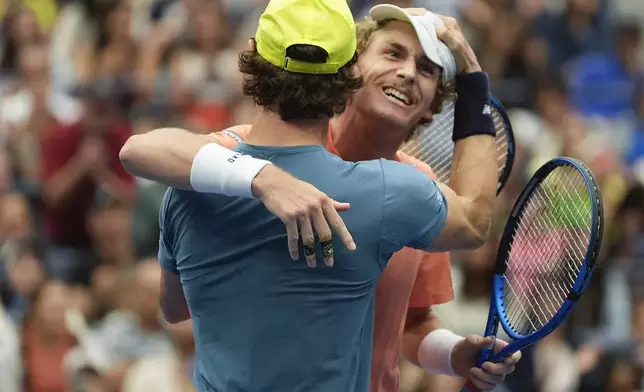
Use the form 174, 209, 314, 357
462, 157, 604, 392
489, 95, 515, 196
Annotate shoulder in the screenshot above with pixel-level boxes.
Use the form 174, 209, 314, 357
380, 158, 437, 192
396, 151, 437, 180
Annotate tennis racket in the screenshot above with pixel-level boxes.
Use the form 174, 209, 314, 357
400, 95, 515, 195
461, 157, 604, 392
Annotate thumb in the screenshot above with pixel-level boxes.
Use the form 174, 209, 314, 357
474, 336, 494, 350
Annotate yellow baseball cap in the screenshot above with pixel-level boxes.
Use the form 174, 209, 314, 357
255, 0, 356, 75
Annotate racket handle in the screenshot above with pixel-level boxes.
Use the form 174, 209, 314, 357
460, 344, 494, 391
476, 346, 493, 367
461, 380, 482, 392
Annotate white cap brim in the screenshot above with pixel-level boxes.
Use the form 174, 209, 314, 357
368, 5, 456, 82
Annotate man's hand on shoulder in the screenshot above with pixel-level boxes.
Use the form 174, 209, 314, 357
251, 165, 356, 267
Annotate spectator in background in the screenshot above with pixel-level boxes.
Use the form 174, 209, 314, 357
22, 280, 76, 392
168, 1, 232, 133
0, 6, 46, 80
40, 80, 134, 283
0, 192, 34, 244
0, 301, 22, 392
532, 0, 612, 71
86, 199, 135, 266
122, 320, 196, 392
75, 1, 138, 87
2, 238, 47, 327
567, 22, 641, 124
0, 43, 81, 186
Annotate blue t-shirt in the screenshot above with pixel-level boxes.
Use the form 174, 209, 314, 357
159, 144, 447, 392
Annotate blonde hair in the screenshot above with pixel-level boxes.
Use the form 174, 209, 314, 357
354, 17, 456, 134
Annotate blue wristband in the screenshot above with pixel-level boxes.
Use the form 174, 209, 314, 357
452, 72, 495, 142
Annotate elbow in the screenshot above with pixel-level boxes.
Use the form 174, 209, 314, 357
160, 301, 191, 324
159, 292, 191, 324
162, 310, 190, 324
460, 209, 493, 250
119, 135, 143, 175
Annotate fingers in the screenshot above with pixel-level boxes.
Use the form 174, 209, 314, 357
503, 350, 522, 366
310, 207, 334, 267
331, 200, 351, 212
286, 219, 300, 260
468, 367, 504, 391
323, 201, 356, 252
298, 216, 316, 268
481, 360, 516, 376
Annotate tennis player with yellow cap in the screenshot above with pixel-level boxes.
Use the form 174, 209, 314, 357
122, 0, 507, 391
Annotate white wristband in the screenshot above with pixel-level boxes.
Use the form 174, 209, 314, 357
418, 328, 463, 376
190, 143, 272, 198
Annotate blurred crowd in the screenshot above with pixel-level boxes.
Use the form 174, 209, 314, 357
0, 0, 643, 391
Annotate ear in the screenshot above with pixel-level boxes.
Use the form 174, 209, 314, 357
248, 38, 256, 52
351, 62, 362, 78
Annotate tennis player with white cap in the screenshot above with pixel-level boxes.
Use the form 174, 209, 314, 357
121, 3, 519, 391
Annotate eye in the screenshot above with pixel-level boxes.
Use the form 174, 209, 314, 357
419, 64, 439, 78
385, 50, 401, 60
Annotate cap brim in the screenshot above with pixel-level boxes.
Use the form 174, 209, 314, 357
368, 4, 443, 70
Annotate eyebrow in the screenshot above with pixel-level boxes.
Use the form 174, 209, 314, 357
384, 40, 408, 53
384, 40, 440, 70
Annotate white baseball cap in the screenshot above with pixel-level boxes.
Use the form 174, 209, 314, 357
368, 4, 457, 84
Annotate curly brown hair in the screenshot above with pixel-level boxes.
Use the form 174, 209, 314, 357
239, 44, 363, 121
355, 17, 456, 131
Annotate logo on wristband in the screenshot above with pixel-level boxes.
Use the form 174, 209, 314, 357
482, 104, 492, 116
228, 153, 244, 164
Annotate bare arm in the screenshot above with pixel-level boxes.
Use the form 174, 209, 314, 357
119, 127, 221, 190
160, 269, 190, 324
423, 15, 497, 252
428, 134, 497, 251
403, 307, 445, 366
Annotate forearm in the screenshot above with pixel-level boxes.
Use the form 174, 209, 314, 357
119, 128, 218, 190
44, 157, 88, 207
403, 308, 445, 366
443, 71, 497, 244
448, 134, 497, 239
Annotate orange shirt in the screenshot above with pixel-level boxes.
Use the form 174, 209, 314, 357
214, 125, 453, 392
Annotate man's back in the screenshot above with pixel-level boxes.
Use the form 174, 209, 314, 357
159, 144, 447, 392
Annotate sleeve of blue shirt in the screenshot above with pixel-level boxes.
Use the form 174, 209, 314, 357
158, 189, 179, 275
379, 158, 448, 254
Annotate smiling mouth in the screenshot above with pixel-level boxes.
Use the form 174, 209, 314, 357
382, 87, 411, 106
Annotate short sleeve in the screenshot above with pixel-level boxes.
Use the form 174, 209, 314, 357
408, 252, 454, 308
379, 159, 447, 251
158, 189, 179, 275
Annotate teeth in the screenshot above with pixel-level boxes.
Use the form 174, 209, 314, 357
383, 88, 410, 105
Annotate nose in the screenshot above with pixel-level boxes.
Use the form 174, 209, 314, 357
396, 59, 416, 83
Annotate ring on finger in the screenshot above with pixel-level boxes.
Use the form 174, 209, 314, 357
320, 241, 334, 258
303, 244, 315, 257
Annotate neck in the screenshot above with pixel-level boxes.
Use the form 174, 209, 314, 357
331, 107, 407, 161
245, 109, 328, 147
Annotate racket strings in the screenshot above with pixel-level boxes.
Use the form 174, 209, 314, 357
502, 166, 592, 336
504, 176, 584, 331
400, 101, 509, 185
